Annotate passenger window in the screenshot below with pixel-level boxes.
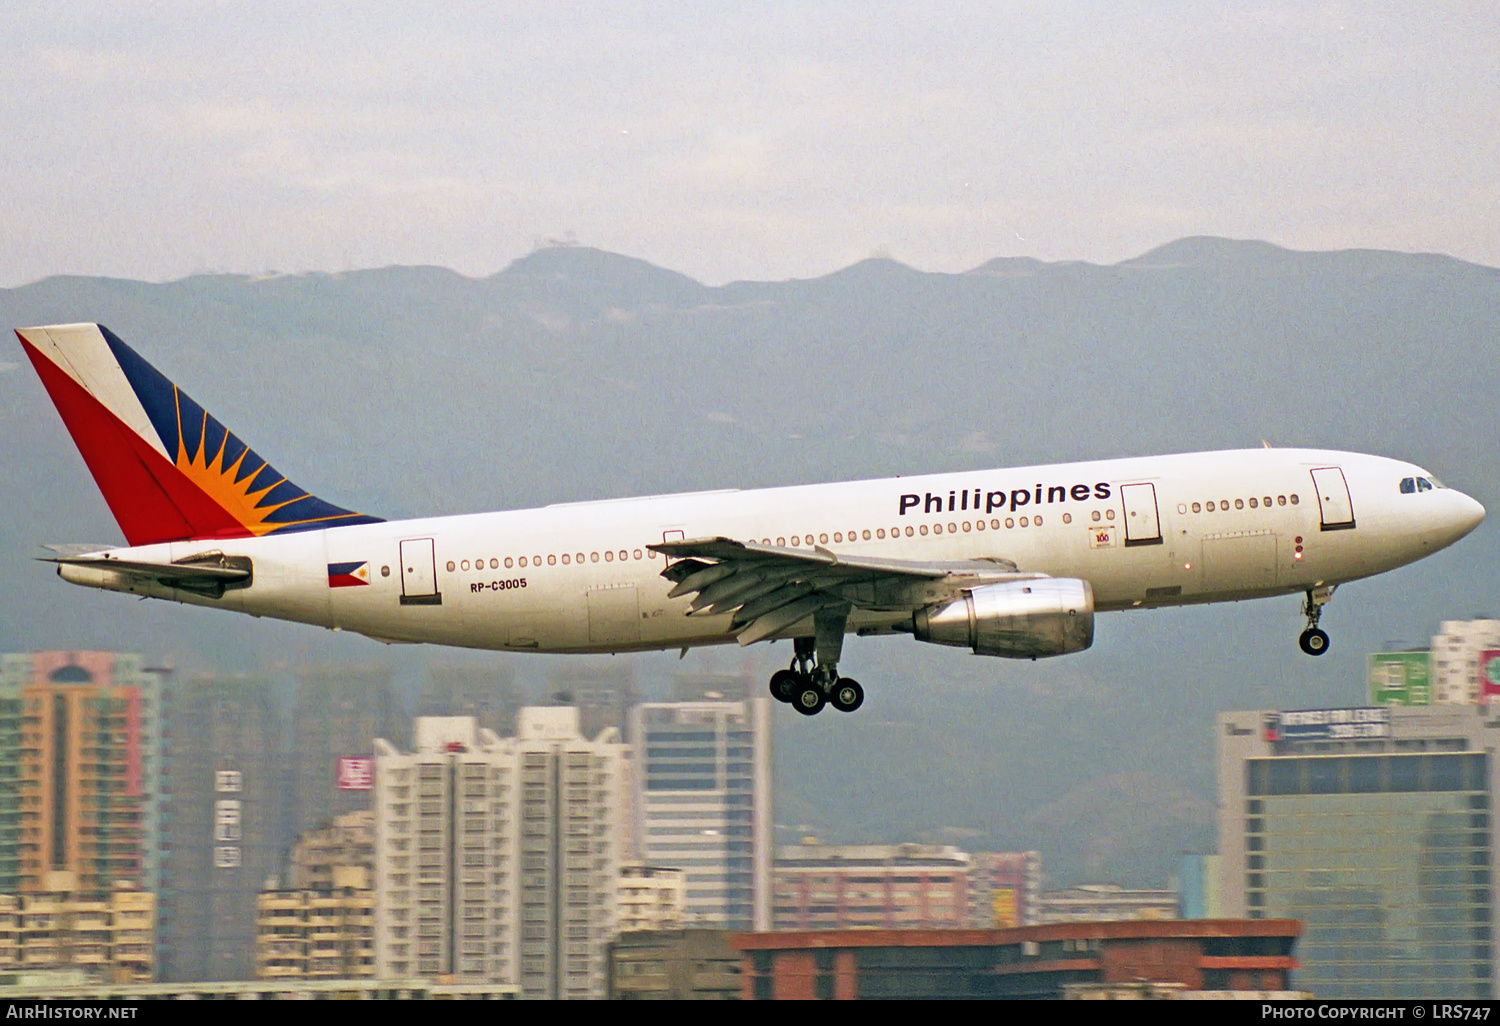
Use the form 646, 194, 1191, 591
1061, 514, 1071, 524
1290, 495, 1299, 505
549, 555, 558, 565
976, 520, 986, 531
1248, 498, 1257, 509
1235, 499, 1244, 510
1400, 477, 1416, 494
1034, 515, 1043, 526
1177, 504, 1186, 514
1019, 517, 1029, 528
1005, 518, 1015, 529
776, 537, 785, 546
790, 536, 800, 546
562, 554, 571, 564
1106, 510, 1115, 520
1277, 495, 1286, 506
1219, 498, 1229, 509
461, 560, 470, 571
446, 561, 456, 572
933, 524, 942, 535
949, 522, 957, 533
833, 532, 842, 543
1092, 511, 1101, 522
1263, 496, 1272, 507
518, 557, 526, 568
919, 525, 928, 536
590, 552, 599, 562
1206, 501, 1215, 511
989, 519, 1000, 530
820, 533, 829, 544
632, 550, 641, 560
865, 530, 874, 540
604, 551, 613, 561
1192, 502, 1201, 513
876, 529, 885, 539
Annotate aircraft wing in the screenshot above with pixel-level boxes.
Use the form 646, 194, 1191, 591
41, 551, 252, 595
650, 536, 1039, 644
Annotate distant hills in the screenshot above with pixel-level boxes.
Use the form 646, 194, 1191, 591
2, 238, 1496, 886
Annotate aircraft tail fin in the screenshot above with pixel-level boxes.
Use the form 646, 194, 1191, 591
16, 323, 382, 546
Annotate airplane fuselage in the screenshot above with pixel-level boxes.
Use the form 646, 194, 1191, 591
59, 447, 1483, 655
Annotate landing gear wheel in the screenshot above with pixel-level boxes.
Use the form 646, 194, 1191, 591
1299, 628, 1330, 656
793, 684, 826, 716
768, 669, 800, 703
830, 678, 864, 713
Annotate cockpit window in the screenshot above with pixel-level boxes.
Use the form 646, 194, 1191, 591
1402, 476, 1440, 494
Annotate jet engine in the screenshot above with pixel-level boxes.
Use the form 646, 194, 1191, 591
913, 578, 1094, 658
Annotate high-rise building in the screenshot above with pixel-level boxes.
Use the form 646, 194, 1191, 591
1219, 703, 1497, 999
773, 844, 971, 931
289, 665, 403, 838
285, 810, 372, 890
158, 674, 285, 982
413, 663, 521, 739
617, 863, 687, 933
256, 865, 375, 980
631, 699, 772, 931
0, 653, 165, 898
553, 664, 637, 740
1431, 619, 1500, 705
373, 709, 624, 998
0, 873, 154, 982
967, 851, 1041, 928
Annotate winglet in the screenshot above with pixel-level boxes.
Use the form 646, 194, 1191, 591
17, 323, 382, 546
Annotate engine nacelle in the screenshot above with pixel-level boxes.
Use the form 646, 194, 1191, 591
913, 578, 1094, 658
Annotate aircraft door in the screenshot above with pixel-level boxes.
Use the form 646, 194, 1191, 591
1120, 483, 1163, 547
399, 538, 442, 605
1310, 467, 1356, 531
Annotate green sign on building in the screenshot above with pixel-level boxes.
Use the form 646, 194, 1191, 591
1368, 651, 1433, 705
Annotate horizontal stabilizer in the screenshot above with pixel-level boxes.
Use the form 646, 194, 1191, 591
43, 551, 252, 595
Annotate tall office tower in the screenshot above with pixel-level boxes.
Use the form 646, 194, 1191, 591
1431, 619, 1500, 704
158, 674, 285, 982
1220, 703, 1499, 999
553, 663, 637, 740
412, 662, 521, 739
373, 709, 624, 998
967, 851, 1042, 928
773, 844, 972, 930
290, 665, 403, 837
0, 652, 165, 898
630, 699, 772, 931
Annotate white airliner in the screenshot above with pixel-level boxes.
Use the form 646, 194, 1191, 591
16, 323, 1486, 715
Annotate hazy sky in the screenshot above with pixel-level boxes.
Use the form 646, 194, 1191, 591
2, 2, 1495, 285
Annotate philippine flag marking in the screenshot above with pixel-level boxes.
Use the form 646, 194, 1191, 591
328, 561, 371, 588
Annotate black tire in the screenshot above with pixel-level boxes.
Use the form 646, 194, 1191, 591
769, 669, 799, 703
793, 685, 826, 716
1299, 628, 1330, 656
830, 678, 864, 713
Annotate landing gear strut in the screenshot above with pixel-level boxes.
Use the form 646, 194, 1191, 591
765, 606, 864, 715
1299, 586, 1334, 656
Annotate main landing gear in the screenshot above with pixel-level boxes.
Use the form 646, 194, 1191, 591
1298, 585, 1335, 656
767, 608, 864, 715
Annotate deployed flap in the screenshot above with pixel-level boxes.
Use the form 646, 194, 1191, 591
42, 550, 252, 595
649, 536, 1036, 646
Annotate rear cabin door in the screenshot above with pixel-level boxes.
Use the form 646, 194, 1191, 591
1310, 467, 1356, 531
1120, 483, 1163, 547
399, 537, 442, 605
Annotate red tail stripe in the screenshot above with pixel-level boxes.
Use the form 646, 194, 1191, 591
21, 336, 249, 545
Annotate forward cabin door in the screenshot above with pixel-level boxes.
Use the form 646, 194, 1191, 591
1120, 483, 1163, 547
399, 537, 442, 605
1310, 467, 1356, 531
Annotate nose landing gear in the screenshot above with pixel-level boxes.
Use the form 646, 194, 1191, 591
1298, 586, 1335, 656
765, 614, 864, 715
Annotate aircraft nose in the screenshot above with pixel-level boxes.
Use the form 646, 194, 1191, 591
1454, 491, 1487, 537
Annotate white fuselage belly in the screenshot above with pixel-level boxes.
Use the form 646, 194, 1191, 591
76, 448, 1474, 654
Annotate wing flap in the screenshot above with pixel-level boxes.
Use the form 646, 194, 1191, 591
651, 535, 1039, 644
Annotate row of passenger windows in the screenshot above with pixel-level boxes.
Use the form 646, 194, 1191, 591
444, 511, 1115, 573
1183, 494, 1299, 514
